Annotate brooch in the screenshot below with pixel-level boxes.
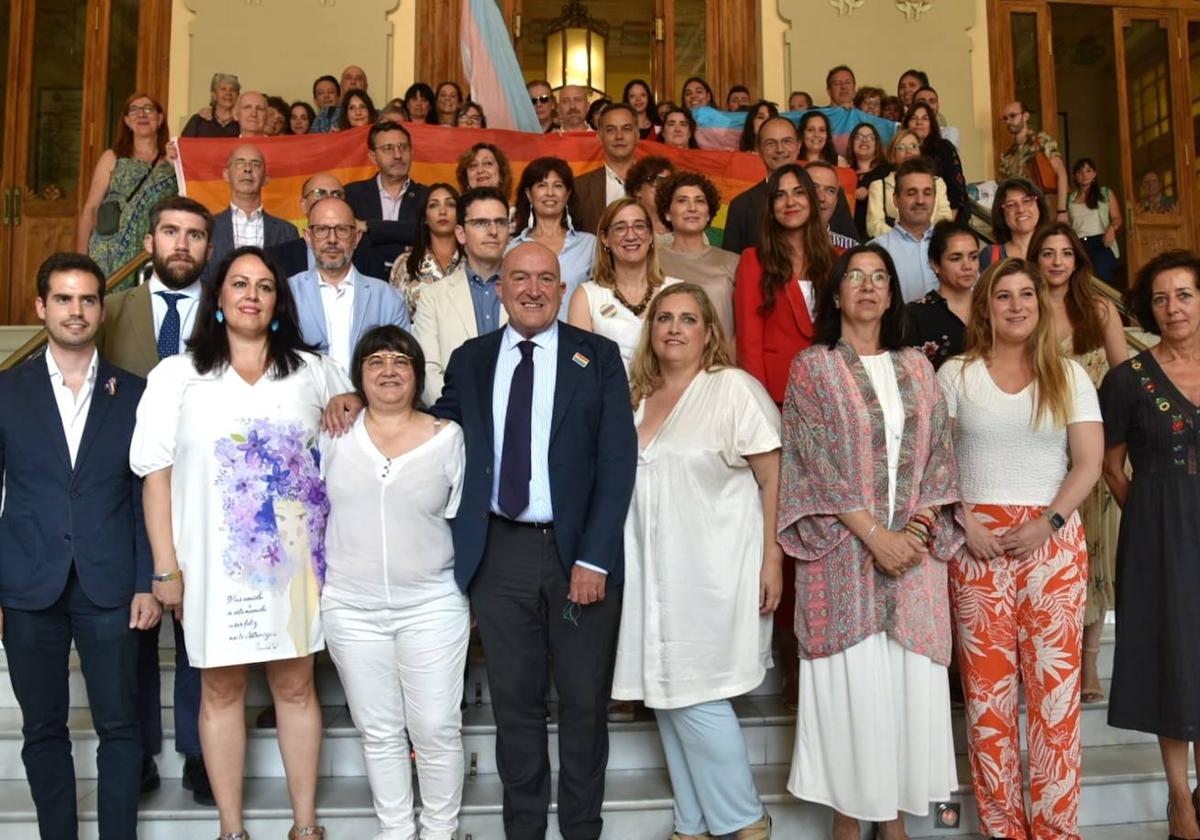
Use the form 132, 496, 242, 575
105, 376, 118, 396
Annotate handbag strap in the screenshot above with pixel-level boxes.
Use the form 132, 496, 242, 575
123, 152, 163, 203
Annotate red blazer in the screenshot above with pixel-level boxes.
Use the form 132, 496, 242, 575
733, 247, 815, 404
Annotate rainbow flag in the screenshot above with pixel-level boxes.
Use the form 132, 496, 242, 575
175, 122, 862, 247
692, 105, 898, 158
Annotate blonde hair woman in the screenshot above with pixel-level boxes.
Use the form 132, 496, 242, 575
937, 258, 1103, 840
568, 197, 677, 370
615, 283, 779, 840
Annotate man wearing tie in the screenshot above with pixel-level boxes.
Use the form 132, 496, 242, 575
432, 242, 636, 840
96, 194, 215, 804
0, 252, 160, 839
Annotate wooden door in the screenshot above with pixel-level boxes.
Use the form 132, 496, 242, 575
1181, 11, 1200, 251
988, 1, 1057, 176
1112, 9, 1192, 267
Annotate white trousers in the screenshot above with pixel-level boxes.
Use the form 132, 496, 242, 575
323, 592, 470, 840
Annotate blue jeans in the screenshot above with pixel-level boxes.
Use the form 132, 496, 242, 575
655, 700, 765, 836
4, 569, 141, 839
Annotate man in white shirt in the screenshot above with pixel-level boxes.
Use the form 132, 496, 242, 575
871, 158, 940, 302
0, 252, 160, 839
573, 103, 639, 236
206, 144, 299, 278
95, 194, 215, 804
557, 85, 591, 132
288, 197, 410, 372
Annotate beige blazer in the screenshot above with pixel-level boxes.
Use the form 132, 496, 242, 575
411, 264, 508, 405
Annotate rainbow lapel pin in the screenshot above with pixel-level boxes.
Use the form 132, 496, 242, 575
572, 352, 590, 368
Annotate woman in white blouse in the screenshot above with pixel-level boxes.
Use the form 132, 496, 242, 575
321, 325, 468, 840
937, 258, 1103, 840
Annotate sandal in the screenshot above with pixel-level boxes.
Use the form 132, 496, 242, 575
287, 828, 326, 839
216, 833, 251, 840
1080, 645, 1105, 704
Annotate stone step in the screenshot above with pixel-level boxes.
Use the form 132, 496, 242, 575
0, 624, 1117, 711
0, 747, 1185, 840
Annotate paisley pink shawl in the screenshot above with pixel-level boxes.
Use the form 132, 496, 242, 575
778, 342, 964, 664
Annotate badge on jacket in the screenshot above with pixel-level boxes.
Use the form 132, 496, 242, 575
572, 352, 590, 368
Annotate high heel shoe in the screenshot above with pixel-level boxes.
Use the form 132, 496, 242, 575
1167, 796, 1200, 840
287, 827, 325, 839
1080, 645, 1105, 703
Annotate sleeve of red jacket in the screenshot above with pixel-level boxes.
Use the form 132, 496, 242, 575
733, 249, 768, 392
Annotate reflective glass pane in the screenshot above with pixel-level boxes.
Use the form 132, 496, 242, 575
1011, 12, 1043, 133
519, 0, 647, 99
105, 0, 141, 146
27, 0, 87, 197
1124, 19, 1178, 214
673, 0, 705, 100
1189, 21, 1200, 215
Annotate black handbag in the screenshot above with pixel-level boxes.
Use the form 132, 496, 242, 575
95, 153, 162, 236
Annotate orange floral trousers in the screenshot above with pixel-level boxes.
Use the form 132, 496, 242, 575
950, 504, 1086, 840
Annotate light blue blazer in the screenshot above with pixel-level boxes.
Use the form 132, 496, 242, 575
287, 266, 411, 359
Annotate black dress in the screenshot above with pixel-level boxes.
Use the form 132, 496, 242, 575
904, 290, 965, 371
1099, 351, 1200, 741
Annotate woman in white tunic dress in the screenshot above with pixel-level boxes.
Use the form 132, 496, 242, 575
131, 247, 349, 840
613, 282, 780, 840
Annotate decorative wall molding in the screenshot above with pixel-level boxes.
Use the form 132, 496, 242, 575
829, 0, 865, 15
896, 0, 934, 21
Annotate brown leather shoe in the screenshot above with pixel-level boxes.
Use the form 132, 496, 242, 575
737, 813, 771, 840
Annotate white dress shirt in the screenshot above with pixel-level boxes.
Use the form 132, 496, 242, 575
604, 165, 625, 206
377, 174, 411, 222
317, 269, 357, 371
148, 274, 202, 354
231, 204, 265, 248
45, 349, 99, 467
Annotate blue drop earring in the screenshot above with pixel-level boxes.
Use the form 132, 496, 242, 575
270, 319, 279, 333
215, 310, 225, 324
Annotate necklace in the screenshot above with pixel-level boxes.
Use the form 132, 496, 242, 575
613, 279, 658, 317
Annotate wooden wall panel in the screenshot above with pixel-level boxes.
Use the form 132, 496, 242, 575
705, 0, 760, 103
417, 0, 466, 93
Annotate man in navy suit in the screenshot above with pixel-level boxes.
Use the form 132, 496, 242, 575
204, 144, 299, 280
0, 252, 161, 838
343, 121, 429, 266
432, 242, 636, 840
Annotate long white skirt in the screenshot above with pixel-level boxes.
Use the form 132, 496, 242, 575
787, 631, 958, 822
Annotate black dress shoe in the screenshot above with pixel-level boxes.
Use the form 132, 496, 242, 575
182, 754, 216, 806
140, 755, 161, 794
255, 706, 277, 729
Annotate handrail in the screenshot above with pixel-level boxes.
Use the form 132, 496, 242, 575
1090, 275, 1153, 353
0, 251, 151, 372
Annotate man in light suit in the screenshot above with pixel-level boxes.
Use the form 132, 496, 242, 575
432, 242, 636, 840
572, 103, 638, 237
205, 144, 299, 279
289, 196, 410, 371
411, 186, 511, 404
344, 121, 429, 266
0, 252, 161, 839
94, 194, 215, 804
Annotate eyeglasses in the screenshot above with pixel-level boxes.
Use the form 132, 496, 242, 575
364, 351, 413, 372
460, 113, 483, 126
127, 104, 158, 116
309, 223, 357, 240
895, 143, 920, 153
531, 94, 554, 105
464, 217, 509, 230
608, 220, 650, 237
760, 137, 798, 154
844, 268, 890, 288
373, 143, 411, 156
303, 187, 345, 201
230, 157, 264, 170
648, 173, 671, 185
1000, 195, 1039, 212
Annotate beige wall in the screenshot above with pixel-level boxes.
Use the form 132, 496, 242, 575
772, 0, 993, 182
167, 0, 411, 133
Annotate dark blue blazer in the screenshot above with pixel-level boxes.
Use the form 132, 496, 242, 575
344, 176, 429, 265
431, 322, 636, 591
203, 208, 300, 283
0, 352, 151, 611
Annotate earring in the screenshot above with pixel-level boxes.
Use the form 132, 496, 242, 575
270, 319, 279, 333
215, 310, 225, 324
833, 297, 841, 309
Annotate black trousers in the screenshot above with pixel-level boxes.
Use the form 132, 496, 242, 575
470, 518, 622, 840
136, 613, 202, 757
4, 568, 141, 839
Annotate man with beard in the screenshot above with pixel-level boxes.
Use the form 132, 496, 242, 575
557, 84, 591, 132
95, 194, 215, 805
206, 144, 298, 280
289, 196, 410, 372
344, 121, 428, 267
0, 252, 160, 838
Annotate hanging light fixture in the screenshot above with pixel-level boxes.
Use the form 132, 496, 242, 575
545, 1, 608, 95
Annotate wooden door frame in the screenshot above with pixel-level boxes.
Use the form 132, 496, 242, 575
987, 1, 1056, 176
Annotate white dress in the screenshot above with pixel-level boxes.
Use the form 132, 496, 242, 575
580, 277, 680, 370
612, 368, 781, 709
130, 352, 351, 668
788, 353, 958, 821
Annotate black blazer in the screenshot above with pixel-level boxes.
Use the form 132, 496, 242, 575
0, 352, 151, 611
344, 175, 429, 265
721, 178, 860, 254
430, 323, 636, 591
204, 208, 300, 282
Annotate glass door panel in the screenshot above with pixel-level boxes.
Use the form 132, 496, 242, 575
1011, 11, 1045, 132
1187, 18, 1200, 252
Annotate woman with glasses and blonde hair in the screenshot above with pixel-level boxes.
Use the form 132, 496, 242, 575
568, 197, 678, 370
865, 129, 952, 238
937, 258, 1103, 840
613, 283, 779, 840
79, 92, 177, 279
781, 244, 963, 840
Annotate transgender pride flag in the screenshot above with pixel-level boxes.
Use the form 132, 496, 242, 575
460, 0, 542, 132
692, 105, 899, 157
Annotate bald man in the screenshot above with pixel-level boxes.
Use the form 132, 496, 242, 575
266, 172, 391, 279
340, 64, 368, 93
235, 91, 269, 138
207, 144, 298, 278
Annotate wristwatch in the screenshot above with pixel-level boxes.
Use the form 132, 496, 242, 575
151, 569, 182, 582
1043, 509, 1066, 531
